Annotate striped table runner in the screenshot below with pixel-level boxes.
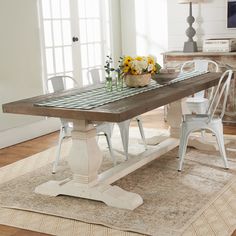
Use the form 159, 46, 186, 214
35, 71, 207, 110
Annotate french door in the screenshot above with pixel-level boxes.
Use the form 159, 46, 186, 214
39, 0, 112, 88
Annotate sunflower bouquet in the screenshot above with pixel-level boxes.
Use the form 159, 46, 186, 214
121, 56, 161, 75
120, 56, 161, 87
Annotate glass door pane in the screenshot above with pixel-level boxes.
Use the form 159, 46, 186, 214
77, 0, 111, 86
39, 0, 73, 83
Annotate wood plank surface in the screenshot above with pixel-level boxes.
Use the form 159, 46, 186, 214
2, 73, 222, 122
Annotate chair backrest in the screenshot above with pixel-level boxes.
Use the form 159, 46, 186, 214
47, 76, 78, 127
181, 59, 219, 98
88, 68, 102, 85
180, 59, 219, 73
47, 76, 78, 93
207, 70, 233, 121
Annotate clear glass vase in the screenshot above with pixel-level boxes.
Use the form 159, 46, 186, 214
105, 77, 113, 92
116, 74, 123, 91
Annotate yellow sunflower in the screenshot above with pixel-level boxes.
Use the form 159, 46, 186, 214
131, 68, 138, 75
123, 56, 133, 65
135, 56, 143, 61
147, 56, 155, 65
123, 66, 130, 73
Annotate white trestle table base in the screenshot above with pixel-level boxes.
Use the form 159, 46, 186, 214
35, 120, 179, 210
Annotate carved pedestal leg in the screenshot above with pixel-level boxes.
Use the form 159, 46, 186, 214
166, 101, 183, 138
35, 120, 143, 210
145, 101, 184, 146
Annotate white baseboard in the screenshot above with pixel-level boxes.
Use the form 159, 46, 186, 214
0, 118, 61, 149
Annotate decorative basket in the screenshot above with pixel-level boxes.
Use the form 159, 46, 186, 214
124, 73, 151, 88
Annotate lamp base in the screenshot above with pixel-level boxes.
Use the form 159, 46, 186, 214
183, 41, 198, 52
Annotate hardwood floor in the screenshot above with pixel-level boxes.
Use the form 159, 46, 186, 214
0, 108, 236, 236
0, 132, 59, 168
0, 225, 50, 236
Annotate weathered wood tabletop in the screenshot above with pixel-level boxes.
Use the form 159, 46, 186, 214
2, 72, 222, 122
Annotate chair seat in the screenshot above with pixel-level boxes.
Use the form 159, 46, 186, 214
184, 114, 221, 124
186, 97, 208, 104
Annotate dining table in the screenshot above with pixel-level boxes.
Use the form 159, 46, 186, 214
2, 71, 223, 210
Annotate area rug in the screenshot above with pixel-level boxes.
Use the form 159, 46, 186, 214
0, 128, 236, 236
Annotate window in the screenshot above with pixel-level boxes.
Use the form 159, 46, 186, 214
39, 0, 112, 88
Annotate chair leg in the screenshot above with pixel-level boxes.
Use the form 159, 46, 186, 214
178, 125, 190, 172
135, 116, 147, 150
104, 133, 116, 165
96, 123, 115, 163
52, 126, 65, 174
117, 120, 131, 161
212, 124, 229, 169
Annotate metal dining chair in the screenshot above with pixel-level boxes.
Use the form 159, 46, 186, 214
180, 59, 219, 115
88, 68, 148, 161
178, 70, 233, 171
47, 75, 115, 173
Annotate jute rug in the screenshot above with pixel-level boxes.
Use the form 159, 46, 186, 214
0, 128, 236, 236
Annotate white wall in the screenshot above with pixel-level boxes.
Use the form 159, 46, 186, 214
167, 0, 236, 51
120, 0, 137, 55
0, 0, 60, 148
120, 0, 168, 65
0, 0, 43, 131
135, 0, 168, 65
110, 0, 122, 66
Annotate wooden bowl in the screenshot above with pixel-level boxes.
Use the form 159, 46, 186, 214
152, 72, 179, 85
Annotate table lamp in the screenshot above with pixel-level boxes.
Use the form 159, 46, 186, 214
179, 0, 203, 52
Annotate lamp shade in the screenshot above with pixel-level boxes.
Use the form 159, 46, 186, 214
178, 0, 203, 3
